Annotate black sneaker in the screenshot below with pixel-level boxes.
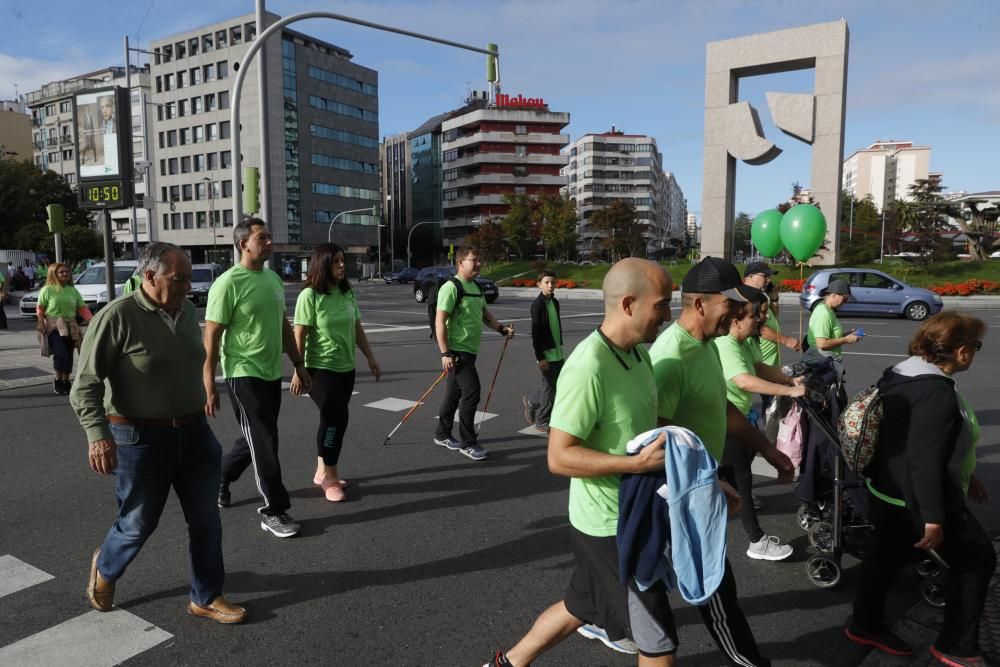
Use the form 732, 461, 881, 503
844, 619, 913, 656
52, 380, 61, 395
482, 651, 513, 667
217, 483, 231, 508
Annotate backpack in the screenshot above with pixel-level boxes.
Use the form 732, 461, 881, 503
837, 384, 884, 475
427, 277, 467, 339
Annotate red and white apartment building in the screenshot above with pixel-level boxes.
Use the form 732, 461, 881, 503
439, 92, 570, 245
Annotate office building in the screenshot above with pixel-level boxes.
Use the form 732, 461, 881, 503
562, 128, 684, 255
842, 140, 932, 212
440, 92, 569, 245
150, 12, 379, 265
25, 66, 155, 251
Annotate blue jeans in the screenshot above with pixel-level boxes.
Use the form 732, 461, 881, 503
96, 415, 225, 605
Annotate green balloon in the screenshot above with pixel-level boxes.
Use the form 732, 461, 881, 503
780, 204, 827, 261
750, 209, 784, 257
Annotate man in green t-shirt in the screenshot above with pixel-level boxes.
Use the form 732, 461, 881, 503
203, 217, 311, 538
649, 256, 793, 667
807, 278, 861, 358
485, 258, 680, 667
522, 269, 564, 432
433, 244, 513, 462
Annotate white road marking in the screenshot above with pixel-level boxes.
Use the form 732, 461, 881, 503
0, 609, 172, 667
365, 397, 420, 411
0, 555, 53, 599
843, 351, 907, 357
432, 410, 498, 423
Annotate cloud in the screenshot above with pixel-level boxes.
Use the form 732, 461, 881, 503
0, 53, 105, 101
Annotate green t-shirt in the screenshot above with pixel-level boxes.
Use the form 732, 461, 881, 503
38, 285, 85, 319
759, 309, 781, 366
714, 334, 761, 416
437, 277, 484, 354
121, 274, 141, 295
550, 331, 658, 537
957, 390, 980, 494
293, 286, 361, 372
543, 298, 564, 362
206, 265, 286, 380
649, 322, 728, 460
807, 302, 844, 358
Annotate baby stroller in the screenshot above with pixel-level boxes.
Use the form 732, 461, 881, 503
788, 356, 874, 589
790, 356, 949, 606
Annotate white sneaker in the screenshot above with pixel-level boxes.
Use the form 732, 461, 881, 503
746, 535, 793, 561
576, 624, 639, 654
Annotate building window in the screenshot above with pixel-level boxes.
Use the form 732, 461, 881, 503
205, 94, 216, 111
176, 41, 186, 59
179, 128, 188, 145
166, 130, 177, 147
230, 25, 242, 44
194, 154, 205, 172
59, 101, 71, 113
216, 30, 227, 48
223, 209, 234, 226
307, 95, 377, 122
181, 156, 191, 173
196, 211, 207, 228
217, 61, 229, 79
311, 182, 380, 200
195, 182, 207, 200
206, 123, 218, 141
306, 65, 377, 96
514, 186, 526, 194
443, 189, 461, 201
515, 145, 527, 157
220, 151, 231, 168
164, 74, 173, 91
182, 184, 193, 201
159, 159, 166, 176
207, 152, 219, 170
219, 121, 230, 139
219, 91, 230, 109
169, 185, 180, 201
177, 70, 186, 88
204, 64, 215, 83
178, 99, 187, 116
183, 212, 194, 228
513, 165, 528, 177
162, 214, 169, 231
158, 132, 165, 149
202, 34, 213, 52
64, 173, 75, 185
246, 22, 257, 40
310, 153, 377, 173
47, 152, 59, 163
189, 67, 201, 86
515, 124, 527, 135
193, 126, 204, 143
191, 97, 203, 114
309, 124, 378, 149
443, 149, 458, 162
170, 212, 180, 229
222, 180, 233, 197
443, 169, 458, 182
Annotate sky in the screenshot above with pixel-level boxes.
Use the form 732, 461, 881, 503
2, 0, 998, 223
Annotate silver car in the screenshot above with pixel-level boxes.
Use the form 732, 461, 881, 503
799, 268, 943, 321
186, 263, 224, 306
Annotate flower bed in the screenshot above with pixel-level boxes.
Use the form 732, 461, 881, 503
779, 278, 806, 292
929, 279, 1000, 297
508, 278, 584, 288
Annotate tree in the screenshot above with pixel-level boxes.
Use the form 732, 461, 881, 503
0, 159, 92, 248
466, 220, 504, 264
538, 194, 578, 261
732, 211, 752, 258
589, 200, 644, 262
14, 220, 102, 263
839, 195, 881, 264
500, 193, 538, 259
902, 179, 955, 267
951, 197, 1000, 261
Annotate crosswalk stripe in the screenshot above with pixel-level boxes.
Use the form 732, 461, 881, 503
0, 609, 172, 666
0, 555, 53, 599
365, 397, 420, 411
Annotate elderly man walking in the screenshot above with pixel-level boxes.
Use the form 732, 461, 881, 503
70, 242, 246, 624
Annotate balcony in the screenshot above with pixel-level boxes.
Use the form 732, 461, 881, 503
46, 138, 58, 147
445, 152, 568, 170
60, 135, 73, 145
447, 172, 567, 188
32, 141, 44, 151
443, 193, 507, 208
444, 131, 570, 151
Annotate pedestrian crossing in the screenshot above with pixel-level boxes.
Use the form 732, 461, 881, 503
0, 555, 172, 666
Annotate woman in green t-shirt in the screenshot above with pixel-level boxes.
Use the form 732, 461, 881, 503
291, 243, 380, 502
36, 262, 91, 395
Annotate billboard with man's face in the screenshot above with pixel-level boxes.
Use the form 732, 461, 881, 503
75, 90, 121, 179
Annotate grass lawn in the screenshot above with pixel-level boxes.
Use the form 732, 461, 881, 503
482, 258, 1000, 290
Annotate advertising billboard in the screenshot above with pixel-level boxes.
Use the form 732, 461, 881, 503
74, 86, 133, 208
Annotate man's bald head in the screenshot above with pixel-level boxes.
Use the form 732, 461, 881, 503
604, 258, 662, 311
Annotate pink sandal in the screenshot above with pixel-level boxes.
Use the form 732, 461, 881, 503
313, 475, 348, 489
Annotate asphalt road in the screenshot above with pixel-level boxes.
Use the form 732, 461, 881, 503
1, 281, 998, 666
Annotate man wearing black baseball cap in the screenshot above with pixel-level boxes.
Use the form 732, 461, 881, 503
647, 256, 792, 667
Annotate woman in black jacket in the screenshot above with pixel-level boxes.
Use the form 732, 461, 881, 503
845, 312, 993, 666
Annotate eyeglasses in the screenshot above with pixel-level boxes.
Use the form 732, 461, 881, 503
969, 340, 983, 351
462, 258, 482, 264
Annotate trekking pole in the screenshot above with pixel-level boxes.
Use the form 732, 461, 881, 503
382, 369, 448, 446
476, 335, 511, 435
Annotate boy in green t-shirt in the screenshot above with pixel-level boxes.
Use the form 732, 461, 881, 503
433, 245, 513, 461
522, 269, 564, 433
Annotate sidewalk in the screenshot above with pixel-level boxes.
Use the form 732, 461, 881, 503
0, 302, 52, 391
499, 287, 1000, 310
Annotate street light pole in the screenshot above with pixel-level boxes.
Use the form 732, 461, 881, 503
204, 177, 216, 261
327, 206, 380, 243
880, 207, 886, 264
406, 221, 443, 268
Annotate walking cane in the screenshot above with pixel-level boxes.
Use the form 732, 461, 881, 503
382, 369, 448, 445
476, 335, 511, 435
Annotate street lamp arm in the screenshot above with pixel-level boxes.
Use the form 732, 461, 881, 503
231, 11, 499, 224
406, 221, 443, 268
328, 207, 380, 243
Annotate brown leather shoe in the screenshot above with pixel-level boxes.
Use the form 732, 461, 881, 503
86, 547, 114, 612
187, 596, 247, 624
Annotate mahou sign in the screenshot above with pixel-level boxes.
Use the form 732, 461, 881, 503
495, 93, 547, 109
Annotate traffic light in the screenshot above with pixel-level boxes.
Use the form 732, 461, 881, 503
243, 166, 260, 214
486, 44, 498, 83
46, 204, 64, 234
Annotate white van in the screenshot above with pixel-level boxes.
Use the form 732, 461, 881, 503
19, 261, 139, 316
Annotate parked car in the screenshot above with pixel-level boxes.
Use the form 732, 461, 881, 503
412, 266, 499, 304
799, 268, 943, 321
384, 267, 420, 285
20, 261, 139, 317
187, 263, 224, 305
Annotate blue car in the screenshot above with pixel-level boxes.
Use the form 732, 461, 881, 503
799, 268, 943, 321
383, 267, 419, 284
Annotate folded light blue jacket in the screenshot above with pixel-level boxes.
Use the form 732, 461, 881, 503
617, 426, 728, 605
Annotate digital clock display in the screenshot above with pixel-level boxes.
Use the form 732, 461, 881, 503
80, 179, 126, 208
